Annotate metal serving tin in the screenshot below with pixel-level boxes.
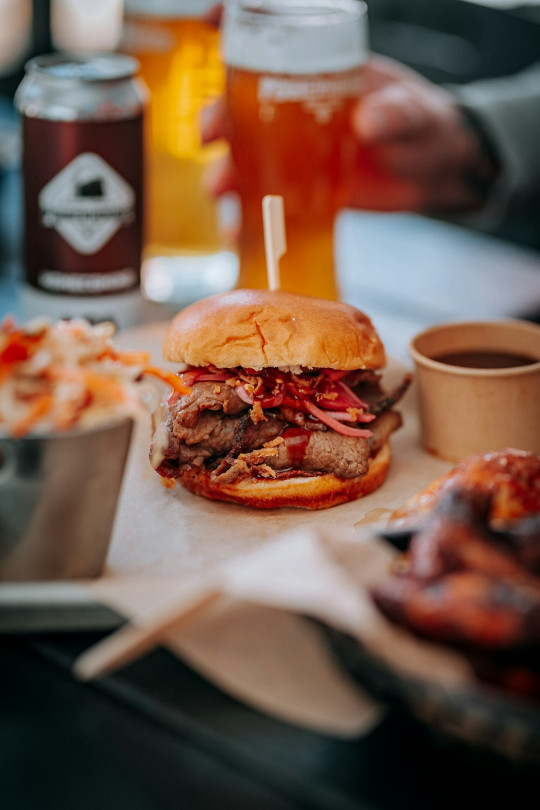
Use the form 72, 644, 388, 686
0, 418, 133, 581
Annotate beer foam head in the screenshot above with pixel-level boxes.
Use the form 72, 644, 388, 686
125, 0, 218, 15
222, 0, 369, 75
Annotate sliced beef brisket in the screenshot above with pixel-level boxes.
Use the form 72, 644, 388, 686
153, 367, 409, 483
169, 381, 247, 429
215, 409, 401, 483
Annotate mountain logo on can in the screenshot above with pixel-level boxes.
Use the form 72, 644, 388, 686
39, 152, 135, 255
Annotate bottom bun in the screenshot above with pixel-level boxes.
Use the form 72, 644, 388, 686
177, 441, 392, 510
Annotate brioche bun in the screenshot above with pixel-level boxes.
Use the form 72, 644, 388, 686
175, 440, 392, 510
163, 289, 385, 371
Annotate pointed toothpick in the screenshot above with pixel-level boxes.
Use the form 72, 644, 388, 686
262, 195, 286, 291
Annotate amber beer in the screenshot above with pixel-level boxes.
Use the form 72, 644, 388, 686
223, 0, 369, 300
123, 1, 239, 306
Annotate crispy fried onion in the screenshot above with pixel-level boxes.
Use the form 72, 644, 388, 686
178, 365, 379, 437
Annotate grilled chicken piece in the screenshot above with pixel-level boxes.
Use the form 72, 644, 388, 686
372, 486, 540, 652
373, 570, 540, 650
390, 449, 540, 526
405, 488, 538, 584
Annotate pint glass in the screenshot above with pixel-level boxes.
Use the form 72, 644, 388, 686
123, 1, 239, 307
222, 0, 369, 300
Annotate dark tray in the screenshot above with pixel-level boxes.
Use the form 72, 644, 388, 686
321, 622, 540, 764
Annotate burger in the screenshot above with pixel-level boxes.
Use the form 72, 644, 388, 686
150, 289, 410, 509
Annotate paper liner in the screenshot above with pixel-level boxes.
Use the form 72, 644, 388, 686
74, 321, 458, 736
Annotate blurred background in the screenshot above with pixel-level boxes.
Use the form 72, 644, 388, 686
1, 0, 540, 327
2, 0, 540, 95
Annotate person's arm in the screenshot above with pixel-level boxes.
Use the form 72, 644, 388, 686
450, 62, 540, 222
348, 54, 500, 214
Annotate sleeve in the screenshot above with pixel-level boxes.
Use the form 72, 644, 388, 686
450, 62, 540, 226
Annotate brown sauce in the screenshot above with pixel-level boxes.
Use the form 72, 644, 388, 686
432, 350, 538, 369
282, 426, 311, 468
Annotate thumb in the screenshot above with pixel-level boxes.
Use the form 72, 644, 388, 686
353, 83, 431, 143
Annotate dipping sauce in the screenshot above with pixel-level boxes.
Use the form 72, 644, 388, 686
409, 319, 540, 461
432, 350, 538, 369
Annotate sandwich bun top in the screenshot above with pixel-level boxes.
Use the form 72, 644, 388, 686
163, 289, 386, 371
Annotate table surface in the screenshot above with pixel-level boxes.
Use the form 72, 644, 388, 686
3, 192, 540, 810
4, 628, 540, 810
2, 3, 540, 805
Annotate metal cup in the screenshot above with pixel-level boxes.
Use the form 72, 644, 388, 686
0, 418, 133, 581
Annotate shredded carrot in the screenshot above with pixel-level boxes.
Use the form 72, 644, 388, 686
12, 393, 54, 437
143, 366, 191, 396
81, 370, 134, 403
117, 350, 153, 366
0, 365, 13, 385
100, 347, 153, 366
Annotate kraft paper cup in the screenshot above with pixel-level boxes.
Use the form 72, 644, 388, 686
409, 319, 540, 462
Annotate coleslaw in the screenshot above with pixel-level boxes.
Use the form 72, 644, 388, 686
0, 316, 190, 437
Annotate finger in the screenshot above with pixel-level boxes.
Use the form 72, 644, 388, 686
203, 3, 223, 27
371, 124, 478, 178
201, 96, 229, 143
370, 138, 453, 177
202, 153, 239, 197
423, 172, 487, 213
345, 166, 479, 213
353, 83, 434, 144
344, 159, 427, 211
346, 178, 426, 211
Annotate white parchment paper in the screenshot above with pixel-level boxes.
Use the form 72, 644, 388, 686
67, 322, 459, 737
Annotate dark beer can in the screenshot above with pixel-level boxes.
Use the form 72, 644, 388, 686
14, 53, 146, 327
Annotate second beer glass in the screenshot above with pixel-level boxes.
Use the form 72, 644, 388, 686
123, 0, 239, 308
222, 0, 368, 300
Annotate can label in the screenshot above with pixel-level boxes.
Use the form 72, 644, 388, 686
39, 152, 136, 256
22, 115, 144, 296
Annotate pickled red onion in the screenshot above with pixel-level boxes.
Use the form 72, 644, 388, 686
319, 409, 375, 423
237, 384, 284, 409
303, 400, 373, 438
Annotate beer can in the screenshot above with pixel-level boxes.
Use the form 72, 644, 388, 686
14, 53, 147, 327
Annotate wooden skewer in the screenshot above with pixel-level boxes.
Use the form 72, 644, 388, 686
73, 584, 222, 681
262, 195, 286, 291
